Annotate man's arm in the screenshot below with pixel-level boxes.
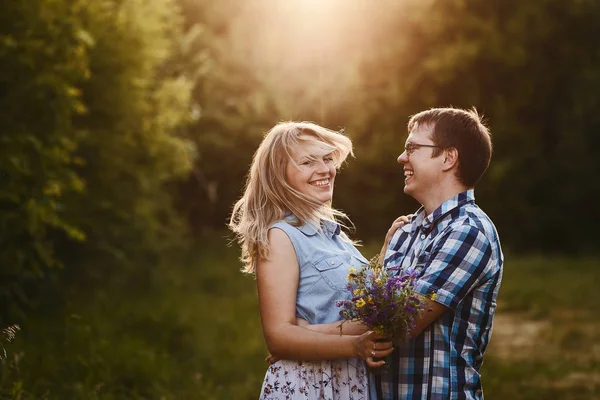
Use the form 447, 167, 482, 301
408, 297, 449, 339
406, 225, 495, 336
383, 222, 495, 341
413, 225, 494, 311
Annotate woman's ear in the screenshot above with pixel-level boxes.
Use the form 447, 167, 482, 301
441, 147, 459, 171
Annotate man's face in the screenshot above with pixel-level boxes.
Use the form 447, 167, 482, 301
397, 124, 444, 202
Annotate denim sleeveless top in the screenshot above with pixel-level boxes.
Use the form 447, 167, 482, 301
270, 216, 369, 324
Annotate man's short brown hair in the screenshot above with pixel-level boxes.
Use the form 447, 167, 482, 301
408, 107, 492, 187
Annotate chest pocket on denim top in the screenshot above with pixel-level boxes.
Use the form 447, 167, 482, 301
313, 255, 347, 291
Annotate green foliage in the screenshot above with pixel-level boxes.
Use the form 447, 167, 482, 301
355, 0, 600, 251
0, 0, 197, 393
0, 0, 196, 316
0, 236, 265, 399
174, 0, 600, 253
327, 0, 600, 249
411, 0, 600, 254
0, 0, 89, 320
175, 0, 279, 234
62, 0, 194, 276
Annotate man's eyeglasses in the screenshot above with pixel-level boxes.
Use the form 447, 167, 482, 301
404, 142, 442, 156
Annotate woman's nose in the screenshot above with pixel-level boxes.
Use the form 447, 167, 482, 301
315, 159, 329, 172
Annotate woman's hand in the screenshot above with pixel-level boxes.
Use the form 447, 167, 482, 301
379, 214, 413, 264
384, 214, 413, 246
354, 331, 394, 369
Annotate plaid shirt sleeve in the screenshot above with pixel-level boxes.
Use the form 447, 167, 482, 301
414, 224, 493, 310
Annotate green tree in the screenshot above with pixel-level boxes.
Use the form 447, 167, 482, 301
0, 0, 89, 322
1, 0, 199, 397
176, 0, 279, 234
59, 0, 194, 283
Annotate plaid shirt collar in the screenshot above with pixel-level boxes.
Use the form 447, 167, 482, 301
411, 189, 475, 234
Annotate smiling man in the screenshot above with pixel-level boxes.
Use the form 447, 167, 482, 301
374, 107, 504, 400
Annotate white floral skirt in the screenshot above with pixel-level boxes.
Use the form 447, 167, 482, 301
259, 358, 368, 400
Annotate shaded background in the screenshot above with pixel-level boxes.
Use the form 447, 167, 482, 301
1, 0, 599, 398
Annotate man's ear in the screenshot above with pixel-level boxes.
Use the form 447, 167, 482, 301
441, 147, 459, 171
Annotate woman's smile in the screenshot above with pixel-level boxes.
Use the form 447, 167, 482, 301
310, 178, 331, 187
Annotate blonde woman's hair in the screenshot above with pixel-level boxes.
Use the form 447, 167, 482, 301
229, 121, 354, 273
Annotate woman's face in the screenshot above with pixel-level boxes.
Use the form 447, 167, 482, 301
286, 144, 336, 204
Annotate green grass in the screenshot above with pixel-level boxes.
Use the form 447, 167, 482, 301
167, 234, 266, 399
4, 241, 599, 399
494, 256, 600, 318
194, 246, 600, 399
481, 256, 600, 400
1, 234, 266, 400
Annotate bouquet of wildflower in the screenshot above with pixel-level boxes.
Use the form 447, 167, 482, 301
336, 257, 428, 342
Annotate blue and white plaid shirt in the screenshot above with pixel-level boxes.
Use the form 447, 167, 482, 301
374, 190, 503, 400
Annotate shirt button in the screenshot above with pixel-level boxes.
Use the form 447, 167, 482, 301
330, 260, 335, 265
421, 234, 426, 240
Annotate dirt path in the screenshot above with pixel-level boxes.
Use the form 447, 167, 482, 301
488, 313, 550, 360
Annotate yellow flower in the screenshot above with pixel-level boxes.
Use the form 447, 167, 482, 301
375, 278, 382, 285
367, 297, 374, 305
374, 325, 385, 334
355, 298, 366, 308
353, 289, 362, 296
430, 292, 437, 301
347, 268, 357, 280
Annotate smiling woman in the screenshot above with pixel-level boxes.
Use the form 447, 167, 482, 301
228, 121, 394, 399
229, 122, 354, 270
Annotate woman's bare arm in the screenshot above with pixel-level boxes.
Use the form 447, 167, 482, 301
257, 228, 391, 366
296, 319, 369, 336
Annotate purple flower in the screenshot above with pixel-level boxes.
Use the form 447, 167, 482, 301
336, 256, 426, 341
